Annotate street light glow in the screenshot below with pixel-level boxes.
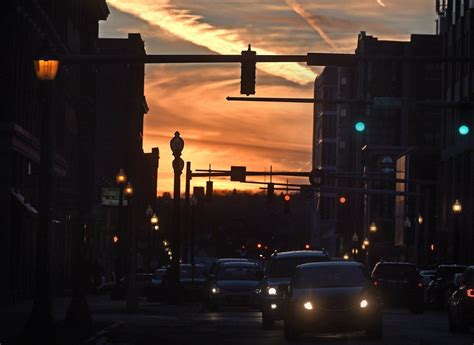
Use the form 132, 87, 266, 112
369, 222, 377, 233
452, 199, 462, 214
34, 59, 60, 81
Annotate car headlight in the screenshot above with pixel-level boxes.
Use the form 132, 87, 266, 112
304, 301, 313, 310
360, 299, 368, 308
267, 287, 277, 295
211, 286, 220, 294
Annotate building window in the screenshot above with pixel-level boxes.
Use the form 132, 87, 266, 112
340, 108, 346, 117
340, 76, 347, 85
339, 141, 346, 149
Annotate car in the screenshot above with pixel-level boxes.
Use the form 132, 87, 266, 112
111, 273, 154, 300
282, 261, 383, 341
179, 264, 208, 300
208, 258, 251, 277
260, 250, 331, 329
419, 270, 436, 303
207, 261, 262, 310
448, 266, 474, 332
147, 268, 167, 301
427, 264, 468, 309
371, 262, 424, 313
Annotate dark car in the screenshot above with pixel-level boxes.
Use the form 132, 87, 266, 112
207, 261, 262, 310
208, 258, 251, 277
111, 273, 154, 300
260, 250, 330, 329
448, 266, 474, 332
427, 264, 468, 309
282, 261, 383, 341
371, 262, 424, 313
179, 264, 208, 300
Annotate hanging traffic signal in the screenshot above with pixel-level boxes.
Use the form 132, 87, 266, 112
354, 121, 366, 132
240, 45, 256, 95
206, 181, 213, 202
113, 235, 119, 243
257, 243, 262, 249
267, 183, 274, 203
304, 243, 310, 250
458, 124, 470, 136
338, 195, 347, 205
283, 193, 291, 214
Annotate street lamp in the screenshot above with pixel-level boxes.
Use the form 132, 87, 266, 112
452, 199, 462, 214
343, 253, 350, 260
151, 213, 159, 226
417, 214, 424, 225
363, 237, 370, 247
124, 182, 134, 198
452, 199, 462, 264
169, 131, 185, 302
22, 48, 60, 343
116, 168, 127, 185
369, 222, 378, 233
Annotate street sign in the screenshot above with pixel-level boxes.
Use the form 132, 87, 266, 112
230, 166, 246, 182
101, 187, 128, 206
373, 97, 402, 110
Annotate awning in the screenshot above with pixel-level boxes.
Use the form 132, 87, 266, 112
11, 189, 38, 214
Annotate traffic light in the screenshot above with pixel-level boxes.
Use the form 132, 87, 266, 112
113, 235, 119, 244
354, 121, 366, 132
240, 45, 256, 95
206, 181, 213, 202
267, 183, 274, 203
257, 243, 262, 249
338, 195, 347, 205
304, 243, 310, 250
457, 105, 471, 136
283, 193, 291, 214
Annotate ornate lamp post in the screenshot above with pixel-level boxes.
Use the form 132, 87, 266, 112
452, 199, 462, 263
169, 132, 185, 302
115, 169, 127, 283
124, 182, 138, 312
21, 49, 60, 344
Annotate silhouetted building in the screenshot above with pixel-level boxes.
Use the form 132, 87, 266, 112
0, 0, 109, 303
94, 34, 159, 276
436, 0, 474, 264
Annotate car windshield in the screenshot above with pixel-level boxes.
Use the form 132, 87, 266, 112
436, 267, 467, 280
267, 256, 327, 278
293, 265, 368, 288
180, 266, 206, 279
217, 266, 258, 281
372, 264, 417, 280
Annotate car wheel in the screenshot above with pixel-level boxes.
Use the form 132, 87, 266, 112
284, 320, 301, 341
262, 313, 275, 330
366, 317, 383, 339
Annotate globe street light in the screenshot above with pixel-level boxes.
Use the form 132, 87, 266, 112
116, 168, 127, 185
124, 182, 134, 198
452, 199, 462, 264
452, 199, 462, 214
369, 222, 378, 233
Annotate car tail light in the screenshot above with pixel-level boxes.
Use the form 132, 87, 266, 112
417, 279, 423, 288
466, 289, 474, 298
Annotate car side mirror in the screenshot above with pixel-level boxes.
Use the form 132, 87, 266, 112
255, 270, 264, 280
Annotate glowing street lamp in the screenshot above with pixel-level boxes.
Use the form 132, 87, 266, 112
343, 253, 349, 260
363, 238, 370, 247
369, 222, 377, 233
115, 168, 127, 185
452, 199, 462, 214
124, 182, 134, 198
34, 57, 60, 81
151, 213, 159, 225
417, 214, 424, 225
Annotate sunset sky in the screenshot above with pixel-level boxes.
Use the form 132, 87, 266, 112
99, 0, 436, 195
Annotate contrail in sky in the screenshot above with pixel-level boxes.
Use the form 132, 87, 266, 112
377, 0, 386, 7
107, 0, 316, 85
285, 0, 337, 50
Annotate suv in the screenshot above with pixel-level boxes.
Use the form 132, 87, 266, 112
427, 264, 467, 309
371, 262, 424, 313
260, 250, 330, 329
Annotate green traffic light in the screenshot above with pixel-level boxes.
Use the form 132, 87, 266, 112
355, 121, 366, 132
458, 124, 470, 136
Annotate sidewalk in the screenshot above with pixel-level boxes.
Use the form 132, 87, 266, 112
0, 295, 203, 345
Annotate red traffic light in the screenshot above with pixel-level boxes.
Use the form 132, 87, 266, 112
338, 195, 347, 204
284, 194, 291, 202
113, 235, 119, 243
304, 244, 310, 250
257, 243, 262, 249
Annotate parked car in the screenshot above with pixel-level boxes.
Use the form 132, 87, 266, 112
260, 250, 331, 329
208, 258, 251, 277
207, 261, 262, 310
110, 273, 154, 300
420, 269, 436, 303
448, 266, 474, 332
147, 268, 167, 301
282, 261, 383, 341
179, 264, 208, 300
427, 264, 467, 309
371, 262, 424, 313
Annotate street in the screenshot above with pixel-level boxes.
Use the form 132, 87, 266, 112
94, 303, 474, 345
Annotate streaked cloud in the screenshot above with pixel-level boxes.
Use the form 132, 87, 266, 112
285, 0, 338, 50
377, 0, 386, 7
106, 0, 316, 85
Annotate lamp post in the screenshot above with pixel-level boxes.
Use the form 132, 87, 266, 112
150, 212, 159, 268
169, 132, 185, 302
124, 182, 138, 312
352, 232, 359, 261
452, 199, 462, 263
115, 169, 127, 283
363, 237, 370, 268
21, 51, 60, 344
368, 222, 377, 269
190, 196, 197, 282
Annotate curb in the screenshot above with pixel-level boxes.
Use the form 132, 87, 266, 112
79, 321, 123, 345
